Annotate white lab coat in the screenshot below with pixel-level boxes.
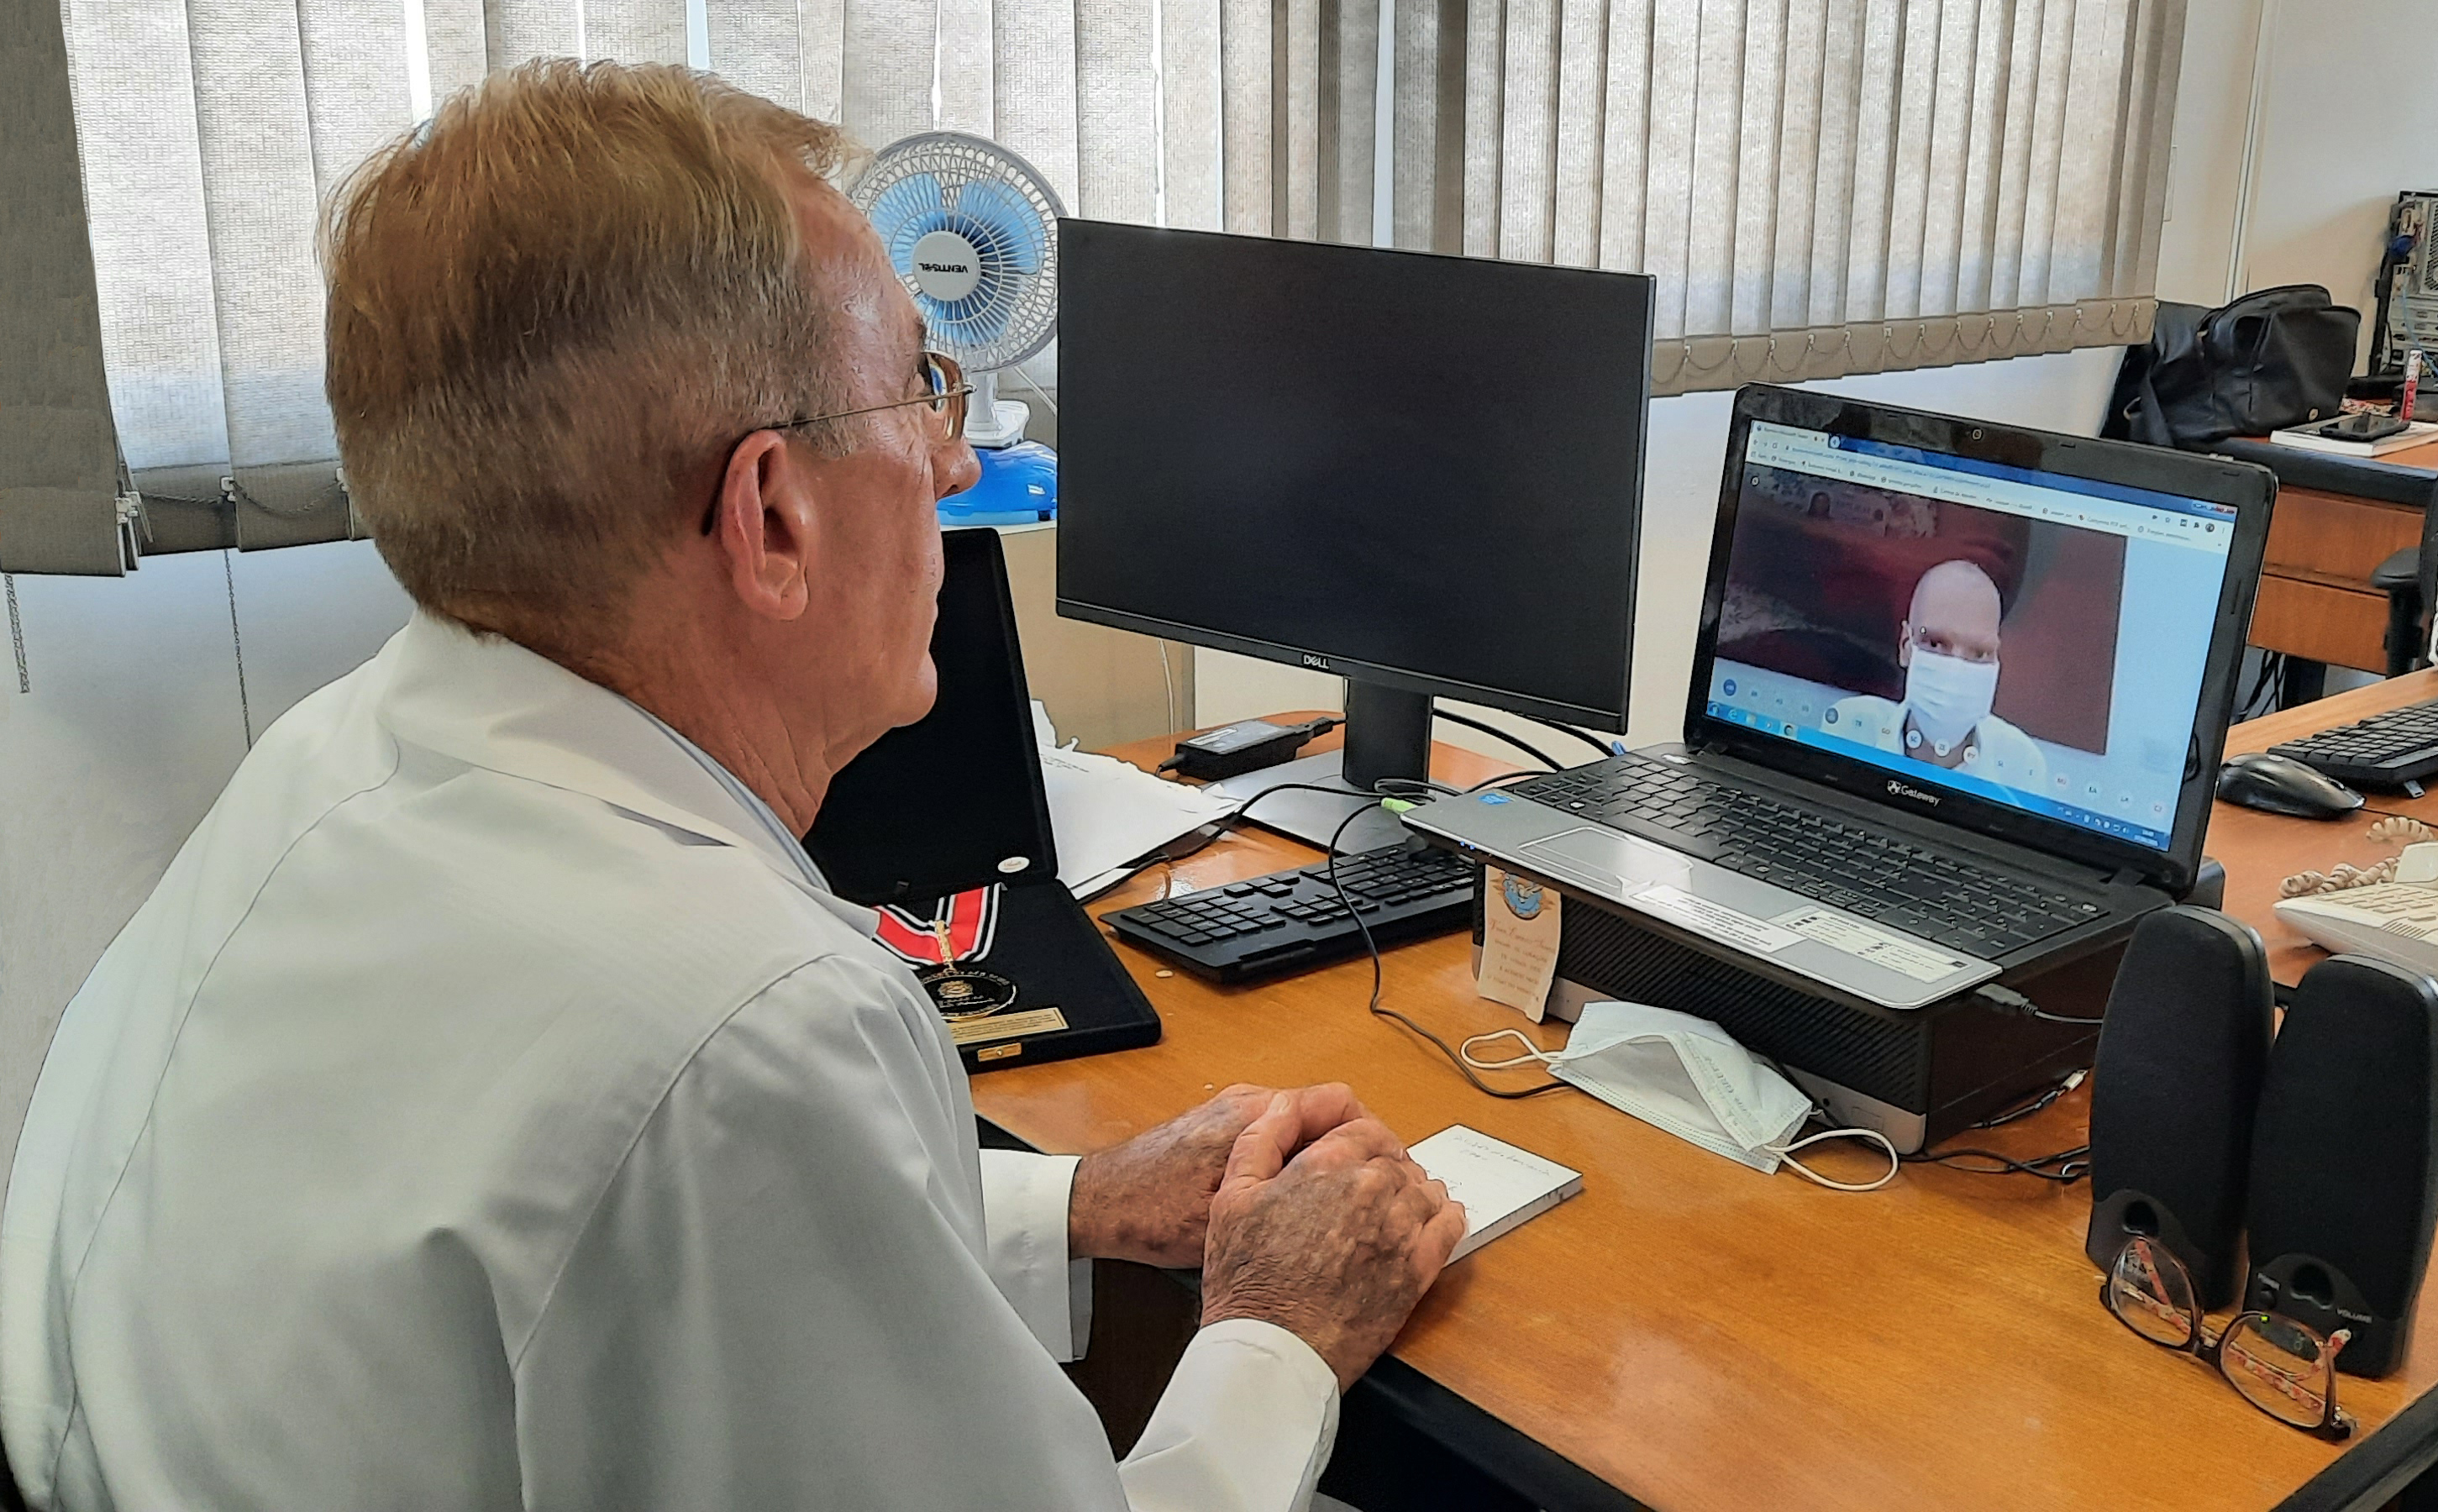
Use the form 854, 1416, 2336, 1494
0, 612, 1337, 1511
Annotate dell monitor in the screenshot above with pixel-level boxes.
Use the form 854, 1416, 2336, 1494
1055, 221, 1653, 846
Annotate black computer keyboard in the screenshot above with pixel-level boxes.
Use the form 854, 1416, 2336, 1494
1105, 843, 1479, 983
2270, 699, 2438, 792
1507, 754, 2103, 958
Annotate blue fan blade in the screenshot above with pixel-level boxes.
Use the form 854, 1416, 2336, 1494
954, 181, 1045, 275
868, 173, 947, 244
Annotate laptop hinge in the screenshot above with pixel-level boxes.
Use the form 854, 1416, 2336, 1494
2108, 865, 2150, 890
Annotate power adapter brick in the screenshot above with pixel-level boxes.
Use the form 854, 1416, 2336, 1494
1158, 717, 1342, 782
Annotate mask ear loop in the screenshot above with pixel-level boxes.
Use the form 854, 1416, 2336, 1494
1459, 1028, 1560, 1072
1768, 1126, 1902, 1193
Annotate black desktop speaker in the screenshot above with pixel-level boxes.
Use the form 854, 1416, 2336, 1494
2083, 906, 2275, 1310
2245, 953, 2438, 1378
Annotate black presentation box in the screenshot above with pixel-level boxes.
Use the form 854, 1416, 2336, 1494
804, 528, 1162, 1073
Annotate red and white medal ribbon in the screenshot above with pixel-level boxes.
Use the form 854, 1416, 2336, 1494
873, 885, 1001, 968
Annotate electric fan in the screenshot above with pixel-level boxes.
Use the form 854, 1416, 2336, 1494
850, 132, 1064, 527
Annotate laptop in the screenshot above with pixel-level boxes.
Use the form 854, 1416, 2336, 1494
1406, 384, 2277, 1011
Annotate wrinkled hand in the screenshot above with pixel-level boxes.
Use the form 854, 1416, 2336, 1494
1198, 1097, 1465, 1391
1068, 1084, 1369, 1268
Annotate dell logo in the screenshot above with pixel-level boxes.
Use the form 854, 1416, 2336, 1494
917, 260, 973, 274
1887, 780, 1941, 806
1300, 654, 1330, 670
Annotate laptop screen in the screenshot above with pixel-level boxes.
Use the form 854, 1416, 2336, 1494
1702, 418, 2240, 854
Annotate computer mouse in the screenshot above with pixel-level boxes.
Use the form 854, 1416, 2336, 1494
2215, 752, 2365, 820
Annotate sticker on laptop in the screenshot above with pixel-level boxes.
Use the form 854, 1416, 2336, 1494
1632, 885, 1803, 955
1773, 909, 1972, 984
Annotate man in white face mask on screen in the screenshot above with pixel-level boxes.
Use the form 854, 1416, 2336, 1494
1827, 559, 2048, 793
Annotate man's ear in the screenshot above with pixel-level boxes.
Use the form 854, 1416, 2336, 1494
1896, 619, 1912, 669
712, 431, 817, 622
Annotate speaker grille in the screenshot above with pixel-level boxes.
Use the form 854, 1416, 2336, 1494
1553, 905, 1930, 1108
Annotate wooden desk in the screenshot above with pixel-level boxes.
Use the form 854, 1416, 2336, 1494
2214, 667, 2438, 988
2221, 435, 2438, 680
972, 715, 2438, 1512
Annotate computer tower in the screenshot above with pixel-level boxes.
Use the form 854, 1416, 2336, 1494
1469, 859, 2223, 1153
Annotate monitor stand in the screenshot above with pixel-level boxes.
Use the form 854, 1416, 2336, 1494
1201, 682, 1434, 855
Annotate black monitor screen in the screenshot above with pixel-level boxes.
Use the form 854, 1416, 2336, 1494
1054, 222, 1652, 728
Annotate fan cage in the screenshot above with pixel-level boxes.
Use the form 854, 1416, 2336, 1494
849, 132, 1064, 371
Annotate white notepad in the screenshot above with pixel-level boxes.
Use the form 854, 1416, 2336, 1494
1411, 1125, 1584, 1262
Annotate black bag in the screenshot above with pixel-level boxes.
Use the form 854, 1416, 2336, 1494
2104, 286, 2360, 447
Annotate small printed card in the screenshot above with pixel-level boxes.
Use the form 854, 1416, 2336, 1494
1477, 868, 1561, 1021
1411, 1125, 1584, 1262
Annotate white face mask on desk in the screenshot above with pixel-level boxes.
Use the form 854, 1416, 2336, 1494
1464, 1001, 1899, 1191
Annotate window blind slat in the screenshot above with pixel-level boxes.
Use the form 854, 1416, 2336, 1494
1280, 0, 1321, 239
1389, 0, 1444, 249
1322, 0, 1379, 245
843, 0, 936, 153
1768, 0, 1825, 328
1948, 0, 2012, 316
1458, 0, 1502, 256
187, 2, 336, 470
996, 0, 1081, 206
1077, 0, 1158, 220
1912, 0, 1979, 320
58, 0, 229, 471
2050, 0, 2131, 302
1679, 0, 1744, 337
1839, 0, 1901, 328
1640, 0, 1700, 337
1163, 0, 1226, 228
422, 0, 489, 102
938, 0, 996, 135
706, 0, 810, 111
1986, 0, 2046, 310
1220, 0, 1274, 233
1596, 0, 1654, 274
1548, 0, 1605, 267
1804, 0, 1864, 329
1493, 0, 1558, 262
2014, 0, 2078, 307
298, 0, 413, 197
485, 0, 580, 71
586, 0, 687, 61
1878, 0, 1941, 323
1729, 0, 1786, 333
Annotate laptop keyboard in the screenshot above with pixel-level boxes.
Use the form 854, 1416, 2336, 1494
1507, 753, 2102, 958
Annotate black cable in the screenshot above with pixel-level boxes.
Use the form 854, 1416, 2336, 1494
1513, 715, 1621, 763
1902, 1143, 2091, 1184
1431, 711, 1562, 771
1317, 801, 1574, 1101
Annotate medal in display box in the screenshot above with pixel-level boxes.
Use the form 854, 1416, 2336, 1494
805, 528, 1162, 1072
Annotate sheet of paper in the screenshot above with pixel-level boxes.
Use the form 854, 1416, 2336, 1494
1477, 868, 1561, 1021
1037, 744, 1237, 895
1411, 1125, 1584, 1261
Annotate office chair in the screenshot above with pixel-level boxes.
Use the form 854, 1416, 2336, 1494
2374, 474, 2438, 677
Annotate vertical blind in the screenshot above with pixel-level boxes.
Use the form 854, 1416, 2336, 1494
21, 0, 2180, 570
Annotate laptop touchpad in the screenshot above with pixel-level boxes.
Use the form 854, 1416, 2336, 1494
1520, 827, 1647, 890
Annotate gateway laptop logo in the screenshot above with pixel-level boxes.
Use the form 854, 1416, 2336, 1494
1887, 779, 1941, 806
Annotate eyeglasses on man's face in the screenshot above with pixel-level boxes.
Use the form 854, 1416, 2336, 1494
700, 351, 973, 536
2101, 1236, 2356, 1441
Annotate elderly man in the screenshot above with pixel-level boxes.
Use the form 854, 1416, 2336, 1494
0, 61, 1459, 1511
1828, 558, 2047, 791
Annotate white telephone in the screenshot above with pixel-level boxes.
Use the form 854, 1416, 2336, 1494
2277, 842, 2438, 979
